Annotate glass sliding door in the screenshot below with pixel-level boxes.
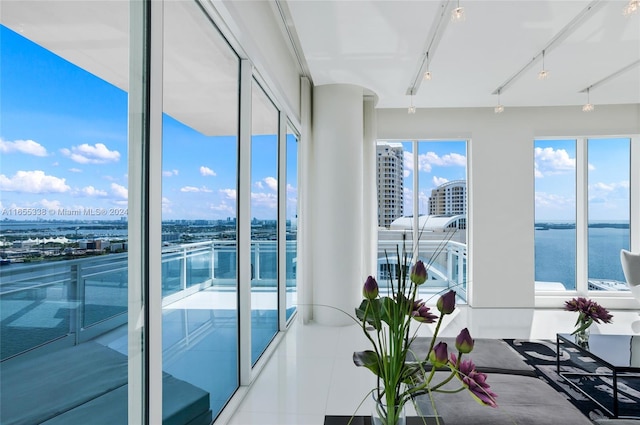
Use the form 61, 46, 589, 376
534, 139, 577, 291
250, 80, 279, 365
0, 3, 130, 423
587, 138, 631, 291
161, 1, 240, 421
285, 126, 299, 321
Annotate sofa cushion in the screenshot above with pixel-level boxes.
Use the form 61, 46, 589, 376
0, 342, 127, 425
414, 372, 594, 425
408, 337, 536, 376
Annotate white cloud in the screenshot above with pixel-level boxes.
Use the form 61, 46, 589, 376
286, 184, 297, 194
251, 192, 277, 209
432, 176, 448, 187
69, 168, 82, 173
403, 151, 414, 175
80, 186, 108, 197
0, 170, 70, 193
163, 169, 179, 177
162, 197, 172, 214
200, 166, 216, 177
534, 191, 575, 209
210, 201, 235, 214
0, 138, 48, 157
263, 177, 278, 192
111, 183, 128, 199
60, 143, 120, 164
255, 181, 264, 189
40, 199, 62, 210
180, 186, 212, 193
534, 147, 575, 177
220, 188, 237, 200
402, 150, 466, 174
418, 152, 466, 172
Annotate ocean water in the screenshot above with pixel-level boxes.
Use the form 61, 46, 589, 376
535, 225, 630, 290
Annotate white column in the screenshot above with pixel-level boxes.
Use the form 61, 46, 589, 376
311, 84, 364, 326
362, 96, 378, 277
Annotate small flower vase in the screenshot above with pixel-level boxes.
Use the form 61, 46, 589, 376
574, 326, 590, 347
372, 392, 406, 425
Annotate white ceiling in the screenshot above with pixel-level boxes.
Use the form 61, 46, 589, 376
285, 0, 640, 109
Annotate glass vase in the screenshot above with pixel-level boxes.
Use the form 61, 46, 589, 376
574, 326, 590, 347
371, 392, 406, 425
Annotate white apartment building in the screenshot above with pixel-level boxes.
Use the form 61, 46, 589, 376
429, 180, 467, 216
376, 143, 404, 227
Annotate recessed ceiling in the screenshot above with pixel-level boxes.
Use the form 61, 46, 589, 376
285, 0, 640, 109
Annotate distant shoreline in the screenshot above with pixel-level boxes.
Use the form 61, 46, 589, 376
535, 222, 629, 230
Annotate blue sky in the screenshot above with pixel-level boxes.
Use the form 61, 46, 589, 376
0, 25, 297, 222
534, 138, 630, 221
386, 140, 467, 215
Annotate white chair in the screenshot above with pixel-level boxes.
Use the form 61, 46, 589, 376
621, 249, 640, 303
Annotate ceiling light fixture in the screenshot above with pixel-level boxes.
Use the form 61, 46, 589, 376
494, 90, 504, 114
538, 50, 549, 80
423, 52, 432, 80
408, 95, 416, 114
451, 0, 465, 22
623, 0, 639, 16
582, 88, 594, 112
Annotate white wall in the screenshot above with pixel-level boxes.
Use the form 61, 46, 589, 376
217, 0, 302, 125
377, 104, 640, 308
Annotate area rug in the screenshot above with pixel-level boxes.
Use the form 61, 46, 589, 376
504, 339, 640, 421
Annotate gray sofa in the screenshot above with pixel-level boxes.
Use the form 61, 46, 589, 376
410, 337, 596, 425
0, 342, 212, 425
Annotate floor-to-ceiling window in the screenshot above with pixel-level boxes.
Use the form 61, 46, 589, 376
376, 140, 468, 303
250, 80, 279, 365
285, 126, 299, 321
1, 2, 300, 422
587, 138, 631, 291
161, 1, 240, 420
535, 137, 632, 294
0, 4, 130, 422
534, 139, 578, 291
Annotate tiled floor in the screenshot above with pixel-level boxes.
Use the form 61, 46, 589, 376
223, 306, 640, 425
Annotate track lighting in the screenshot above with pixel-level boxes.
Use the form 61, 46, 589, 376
451, 0, 465, 22
623, 0, 639, 16
538, 50, 549, 80
408, 95, 416, 114
582, 88, 594, 112
494, 90, 504, 114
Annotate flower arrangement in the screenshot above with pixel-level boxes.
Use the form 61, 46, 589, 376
352, 249, 497, 425
564, 297, 613, 335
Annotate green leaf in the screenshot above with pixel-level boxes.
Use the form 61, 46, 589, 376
353, 350, 381, 376
355, 299, 383, 330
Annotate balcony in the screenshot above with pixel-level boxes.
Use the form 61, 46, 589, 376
0, 240, 297, 424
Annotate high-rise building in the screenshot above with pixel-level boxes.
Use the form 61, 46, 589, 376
376, 142, 404, 227
428, 180, 467, 216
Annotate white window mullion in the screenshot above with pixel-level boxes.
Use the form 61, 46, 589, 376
631, 136, 640, 252
238, 59, 253, 386
278, 113, 287, 330
576, 138, 588, 295
128, 0, 163, 423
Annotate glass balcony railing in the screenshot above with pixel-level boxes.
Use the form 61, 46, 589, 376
0, 240, 297, 361
377, 239, 467, 303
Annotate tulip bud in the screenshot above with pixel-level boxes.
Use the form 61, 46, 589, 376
437, 290, 456, 315
455, 328, 474, 354
362, 276, 379, 300
429, 341, 449, 367
410, 260, 428, 285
